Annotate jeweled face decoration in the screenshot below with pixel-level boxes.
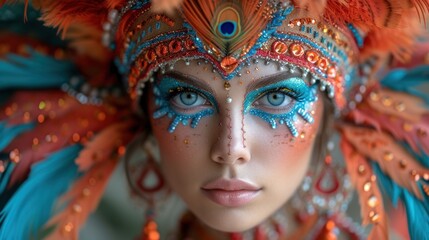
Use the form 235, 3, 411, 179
148, 59, 324, 232
108, 0, 358, 233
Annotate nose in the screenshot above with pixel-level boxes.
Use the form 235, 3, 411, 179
210, 106, 251, 165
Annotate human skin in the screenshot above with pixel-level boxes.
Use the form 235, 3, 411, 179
147, 59, 325, 233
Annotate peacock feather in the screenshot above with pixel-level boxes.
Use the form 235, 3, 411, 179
181, 0, 274, 60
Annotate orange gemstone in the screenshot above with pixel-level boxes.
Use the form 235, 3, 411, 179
184, 39, 196, 50
290, 43, 304, 57
305, 50, 319, 63
327, 66, 337, 78
155, 44, 168, 57
220, 56, 239, 74
145, 50, 157, 63
317, 57, 329, 71
271, 41, 288, 54
169, 40, 182, 53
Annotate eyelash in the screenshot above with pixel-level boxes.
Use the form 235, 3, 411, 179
247, 86, 316, 137
153, 84, 215, 133
152, 76, 316, 136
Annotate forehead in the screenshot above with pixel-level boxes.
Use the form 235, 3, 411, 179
163, 59, 307, 88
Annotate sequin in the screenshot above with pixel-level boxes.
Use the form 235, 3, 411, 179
290, 43, 304, 57
317, 57, 329, 71
272, 41, 288, 54
305, 50, 319, 63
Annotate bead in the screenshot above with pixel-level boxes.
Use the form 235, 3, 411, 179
381, 96, 392, 106
9, 148, 21, 163
63, 222, 74, 233
369, 211, 380, 223
399, 160, 407, 169
224, 81, 231, 90
367, 195, 378, 207
403, 123, 413, 132
394, 102, 406, 112
369, 91, 380, 101
82, 188, 91, 197
358, 165, 366, 175
363, 182, 371, 192
383, 151, 394, 161
226, 97, 233, 103
73, 204, 82, 213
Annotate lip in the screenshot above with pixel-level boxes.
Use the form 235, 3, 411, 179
202, 178, 261, 207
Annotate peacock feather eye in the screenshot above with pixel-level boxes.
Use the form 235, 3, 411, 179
214, 7, 241, 40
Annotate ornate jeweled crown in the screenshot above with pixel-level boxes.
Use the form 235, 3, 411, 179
104, 0, 360, 109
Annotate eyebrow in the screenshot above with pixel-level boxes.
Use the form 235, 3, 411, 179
245, 72, 301, 94
163, 71, 216, 96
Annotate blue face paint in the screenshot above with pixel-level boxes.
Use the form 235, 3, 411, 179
152, 76, 217, 133
244, 77, 317, 137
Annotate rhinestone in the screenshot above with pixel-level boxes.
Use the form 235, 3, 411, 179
358, 165, 366, 175
369, 91, 380, 101
381, 96, 392, 106
383, 151, 394, 161
363, 182, 371, 192
395, 102, 406, 112
367, 195, 378, 207
224, 82, 231, 90
289, 43, 304, 57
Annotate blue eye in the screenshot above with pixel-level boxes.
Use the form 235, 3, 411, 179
244, 78, 317, 137
256, 91, 292, 108
152, 76, 217, 133
172, 91, 207, 107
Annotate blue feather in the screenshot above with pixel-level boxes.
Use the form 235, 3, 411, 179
373, 163, 429, 240
0, 4, 65, 47
380, 66, 429, 104
0, 144, 83, 240
0, 162, 14, 193
0, 49, 76, 90
0, 121, 35, 151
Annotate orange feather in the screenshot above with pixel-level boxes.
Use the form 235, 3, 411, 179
341, 125, 429, 200
341, 137, 388, 240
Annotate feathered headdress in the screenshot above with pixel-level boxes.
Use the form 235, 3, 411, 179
0, 0, 428, 239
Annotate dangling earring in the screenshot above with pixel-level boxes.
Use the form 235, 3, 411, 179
292, 140, 364, 239
124, 133, 170, 240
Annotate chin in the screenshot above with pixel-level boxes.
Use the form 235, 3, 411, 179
192, 206, 270, 233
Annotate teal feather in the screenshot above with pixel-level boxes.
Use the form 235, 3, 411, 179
0, 162, 14, 193
373, 161, 429, 240
401, 141, 429, 168
0, 4, 65, 47
0, 121, 35, 194
0, 49, 76, 90
0, 121, 35, 151
380, 65, 429, 104
0, 144, 82, 240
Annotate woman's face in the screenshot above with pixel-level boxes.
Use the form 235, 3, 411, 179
148, 60, 324, 232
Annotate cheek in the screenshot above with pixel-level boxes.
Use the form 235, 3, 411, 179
148, 95, 216, 190
246, 99, 323, 188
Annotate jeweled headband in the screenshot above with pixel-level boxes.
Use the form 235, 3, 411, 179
103, 0, 361, 109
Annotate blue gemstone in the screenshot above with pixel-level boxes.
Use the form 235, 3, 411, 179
219, 21, 237, 38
